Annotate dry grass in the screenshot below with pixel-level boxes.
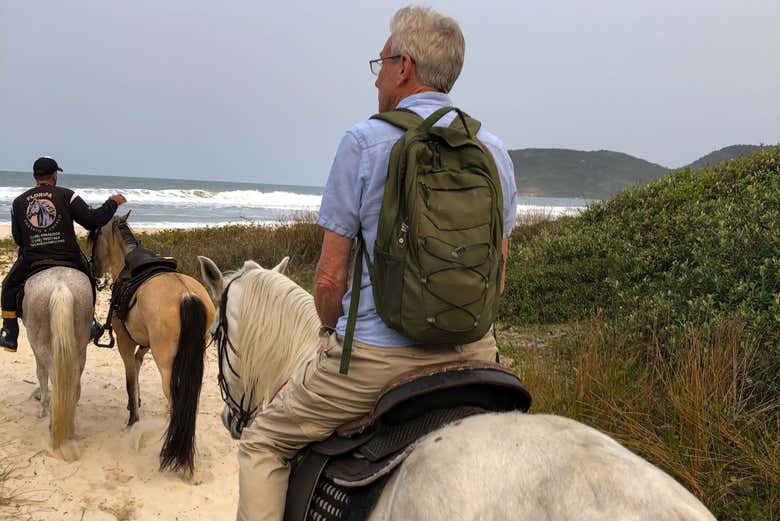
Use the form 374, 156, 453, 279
507, 318, 779, 520
136, 220, 324, 291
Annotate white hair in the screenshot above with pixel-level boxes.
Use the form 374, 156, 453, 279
390, 6, 465, 93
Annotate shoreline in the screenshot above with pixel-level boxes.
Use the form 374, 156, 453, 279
0, 224, 165, 240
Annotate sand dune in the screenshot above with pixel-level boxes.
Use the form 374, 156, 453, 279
0, 255, 240, 521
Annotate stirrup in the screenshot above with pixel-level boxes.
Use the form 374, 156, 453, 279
92, 323, 115, 349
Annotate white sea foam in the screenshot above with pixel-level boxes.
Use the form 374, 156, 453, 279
0, 185, 588, 227
516, 204, 585, 218
0, 187, 322, 210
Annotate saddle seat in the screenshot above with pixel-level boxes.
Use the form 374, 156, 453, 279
112, 247, 178, 322
284, 360, 532, 521
124, 247, 177, 278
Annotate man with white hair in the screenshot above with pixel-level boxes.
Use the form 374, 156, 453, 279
236, 6, 517, 520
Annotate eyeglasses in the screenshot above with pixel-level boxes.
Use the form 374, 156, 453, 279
369, 55, 401, 76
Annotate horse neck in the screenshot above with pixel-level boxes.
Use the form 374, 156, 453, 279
108, 231, 128, 281
237, 271, 321, 408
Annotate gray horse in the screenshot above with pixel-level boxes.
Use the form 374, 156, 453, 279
23, 266, 92, 460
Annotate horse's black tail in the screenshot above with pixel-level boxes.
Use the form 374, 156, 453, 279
160, 295, 208, 475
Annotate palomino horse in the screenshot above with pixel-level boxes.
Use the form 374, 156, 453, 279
197, 256, 716, 521
90, 214, 215, 474
24, 266, 93, 461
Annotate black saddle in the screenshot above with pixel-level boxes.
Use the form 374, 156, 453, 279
283, 361, 532, 521
112, 247, 178, 322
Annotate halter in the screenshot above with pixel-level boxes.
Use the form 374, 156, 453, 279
212, 274, 257, 436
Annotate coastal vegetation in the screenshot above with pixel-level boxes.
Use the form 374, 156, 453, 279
502, 146, 779, 520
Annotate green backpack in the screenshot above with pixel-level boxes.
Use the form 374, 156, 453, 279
340, 106, 504, 373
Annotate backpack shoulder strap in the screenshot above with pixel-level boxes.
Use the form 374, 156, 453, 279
370, 108, 422, 131
449, 112, 482, 137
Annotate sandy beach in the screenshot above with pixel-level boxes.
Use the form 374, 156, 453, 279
0, 249, 240, 520
0, 225, 165, 241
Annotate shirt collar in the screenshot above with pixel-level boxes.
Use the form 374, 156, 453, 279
396, 91, 452, 109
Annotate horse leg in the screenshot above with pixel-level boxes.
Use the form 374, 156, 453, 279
134, 346, 150, 408
33, 351, 51, 418
115, 326, 140, 426
149, 340, 175, 410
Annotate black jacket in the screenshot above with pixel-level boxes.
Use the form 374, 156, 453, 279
11, 185, 118, 266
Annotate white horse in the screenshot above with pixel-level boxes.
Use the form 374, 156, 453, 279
23, 266, 93, 461
197, 256, 716, 521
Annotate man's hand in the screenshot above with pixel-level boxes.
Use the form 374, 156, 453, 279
109, 194, 127, 205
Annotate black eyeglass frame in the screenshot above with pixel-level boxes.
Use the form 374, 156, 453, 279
369, 55, 402, 75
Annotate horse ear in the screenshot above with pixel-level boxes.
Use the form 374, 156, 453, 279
198, 256, 224, 301
272, 256, 290, 274
120, 210, 131, 222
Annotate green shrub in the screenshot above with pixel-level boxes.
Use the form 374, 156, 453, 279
501, 146, 780, 396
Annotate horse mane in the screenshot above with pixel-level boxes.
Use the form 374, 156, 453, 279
235, 267, 321, 407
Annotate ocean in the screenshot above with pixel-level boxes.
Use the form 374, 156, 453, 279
0, 171, 591, 228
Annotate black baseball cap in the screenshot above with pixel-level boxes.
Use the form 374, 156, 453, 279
33, 156, 63, 177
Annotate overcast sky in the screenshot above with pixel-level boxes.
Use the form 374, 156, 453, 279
1, 1, 778, 186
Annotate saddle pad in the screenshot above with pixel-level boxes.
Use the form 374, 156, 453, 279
305, 474, 390, 521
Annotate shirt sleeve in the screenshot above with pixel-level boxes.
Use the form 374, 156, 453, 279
316, 131, 363, 239
10, 207, 21, 247
70, 195, 119, 231
486, 144, 518, 238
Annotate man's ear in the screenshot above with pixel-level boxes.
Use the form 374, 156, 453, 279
399, 53, 415, 81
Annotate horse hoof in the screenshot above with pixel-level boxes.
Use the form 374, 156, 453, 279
128, 415, 139, 427
31, 388, 41, 401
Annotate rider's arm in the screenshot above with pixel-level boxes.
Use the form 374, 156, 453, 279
314, 131, 364, 328
10, 207, 22, 248
70, 195, 119, 230
314, 230, 352, 328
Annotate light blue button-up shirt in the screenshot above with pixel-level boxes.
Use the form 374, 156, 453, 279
317, 92, 518, 347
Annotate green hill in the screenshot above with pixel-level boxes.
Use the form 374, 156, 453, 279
508, 148, 669, 198
686, 144, 770, 170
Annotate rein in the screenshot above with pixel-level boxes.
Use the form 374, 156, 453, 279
212, 274, 257, 434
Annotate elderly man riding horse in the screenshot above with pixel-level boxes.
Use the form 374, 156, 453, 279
0, 156, 126, 352
233, 7, 517, 521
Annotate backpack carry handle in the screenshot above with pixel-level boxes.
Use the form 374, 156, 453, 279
418, 106, 473, 138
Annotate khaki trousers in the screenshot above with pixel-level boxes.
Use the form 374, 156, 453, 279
236, 332, 498, 521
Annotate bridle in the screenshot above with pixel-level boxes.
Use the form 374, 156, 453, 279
87, 227, 110, 291
87, 217, 141, 347
212, 274, 257, 438
88, 217, 139, 289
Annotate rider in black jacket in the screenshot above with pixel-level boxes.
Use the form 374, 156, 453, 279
0, 157, 126, 352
